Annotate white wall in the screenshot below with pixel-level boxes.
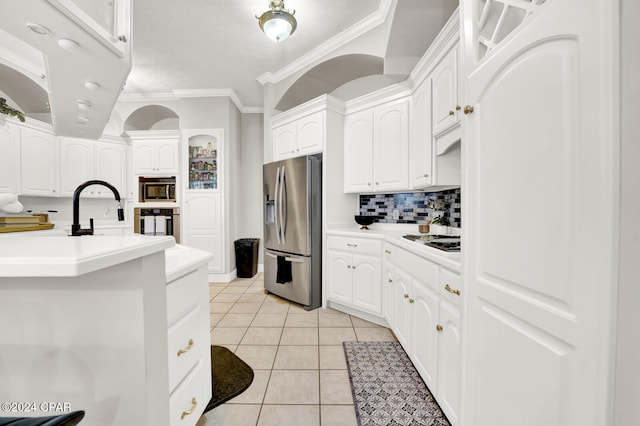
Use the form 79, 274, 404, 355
237, 113, 265, 266
615, 0, 640, 423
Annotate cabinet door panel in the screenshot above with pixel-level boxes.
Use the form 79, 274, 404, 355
392, 268, 412, 347
95, 143, 127, 197
157, 140, 179, 173
326, 250, 353, 305
432, 47, 458, 135
411, 79, 433, 188
59, 139, 93, 197
343, 111, 373, 193
0, 121, 20, 193
296, 112, 324, 155
20, 127, 58, 196
437, 301, 462, 425
273, 124, 296, 160
373, 101, 409, 191
411, 283, 439, 391
132, 142, 155, 173
352, 253, 382, 314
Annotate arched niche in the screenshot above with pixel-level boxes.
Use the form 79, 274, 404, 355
0, 63, 51, 124
123, 105, 179, 132
275, 54, 384, 111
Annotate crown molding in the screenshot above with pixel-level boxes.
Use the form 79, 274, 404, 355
118, 88, 264, 114
257, 0, 395, 86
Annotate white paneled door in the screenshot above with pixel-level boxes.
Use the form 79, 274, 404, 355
462, 1, 618, 426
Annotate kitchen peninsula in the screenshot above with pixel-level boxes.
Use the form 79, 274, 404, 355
0, 233, 213, 426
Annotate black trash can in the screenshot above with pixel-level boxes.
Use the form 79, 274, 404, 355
234, 238, 260, 278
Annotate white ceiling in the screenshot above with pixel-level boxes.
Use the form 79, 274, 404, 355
0, 0, 458, 135
122, 0, 458, 109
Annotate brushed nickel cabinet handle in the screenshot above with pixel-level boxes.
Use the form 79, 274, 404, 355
181, 398, 198, 419
177, 339, 194, 356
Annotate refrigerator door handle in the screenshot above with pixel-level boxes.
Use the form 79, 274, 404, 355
265, 251, 305, 264
281, 166, 288, 243
274, 166, 281, 244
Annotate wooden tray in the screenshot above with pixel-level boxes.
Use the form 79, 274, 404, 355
0, 223, 55, 233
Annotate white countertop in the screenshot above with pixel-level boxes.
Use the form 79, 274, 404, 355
326, 223, 462, 271
165, 243, 214, 282
0, 232, 176, 277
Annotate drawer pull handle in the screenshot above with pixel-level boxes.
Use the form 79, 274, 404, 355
436, 324, 443, 332
347, 243, 358, 247
444, 284, 461, 296
177, 339, 194, 356
180, 397, 198, 419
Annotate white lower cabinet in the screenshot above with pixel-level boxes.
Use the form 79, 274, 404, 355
383, 241, 462, 425
326, 235, 382, 316
166, 266, 211, 425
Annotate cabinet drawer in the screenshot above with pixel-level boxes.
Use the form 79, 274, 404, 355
440, 268, 462, 309
167, 270, 200, 326
168, 306, 206, 392
169, 359, 211, 426
394, 248, 439, 291
327, 235, 381, 256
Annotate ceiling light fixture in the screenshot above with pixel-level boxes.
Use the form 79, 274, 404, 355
26, 23, 51, 36
256, 0, 297, 42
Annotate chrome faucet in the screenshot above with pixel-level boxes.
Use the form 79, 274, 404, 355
71, 180, 124, 236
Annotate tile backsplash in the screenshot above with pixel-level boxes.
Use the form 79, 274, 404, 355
359, 188, 461, 228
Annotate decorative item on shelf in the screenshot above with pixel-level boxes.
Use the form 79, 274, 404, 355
256, 0, 297, 42
354, 215, 375, 230
0, 98, 26, 122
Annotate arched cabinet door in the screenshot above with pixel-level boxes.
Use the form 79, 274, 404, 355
462, 1, 619, 425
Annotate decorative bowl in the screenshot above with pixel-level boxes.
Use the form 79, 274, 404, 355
354, 215, 375, 230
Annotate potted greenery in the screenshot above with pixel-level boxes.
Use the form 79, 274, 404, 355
0, 98, 25, 122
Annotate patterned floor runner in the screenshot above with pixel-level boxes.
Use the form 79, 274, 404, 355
343, 341, 450, 426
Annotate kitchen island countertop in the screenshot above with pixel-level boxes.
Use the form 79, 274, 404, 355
0, 233, 176, 277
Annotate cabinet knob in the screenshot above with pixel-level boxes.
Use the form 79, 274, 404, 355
448, 110, 455, 116
455, 105, 461, 111
444, 284, 461, 296
375, 182, 379, 185
464, 105, 474, 115
403, 294, 409, 299
347, 243, 357, 247
436, 324, 443, 332
385, 249, 391, 254
347, 265, 352, 269
368, 182, 372, 186
409, 298, 414, 304
388, 278, 393, 283
423, 174, 429, 178
118, 35, 128, 43
352, 265, 356, 269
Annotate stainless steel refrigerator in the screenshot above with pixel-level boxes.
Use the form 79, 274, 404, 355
263, 154, 322, 310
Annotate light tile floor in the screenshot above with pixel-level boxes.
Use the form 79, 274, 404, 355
197, 273, 397, 426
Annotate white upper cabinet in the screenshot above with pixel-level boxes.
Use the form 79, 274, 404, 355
410, 78, 433, 188
0, 119, 21, 194
130, 132, 180, 175
59, 137, 128, 198
271, 95, 343, 162
344, 96, 410, 193
20, 125, 58, 197
46, 0, 131, 59
432, 45, 459, 136
343, 110, 374, 193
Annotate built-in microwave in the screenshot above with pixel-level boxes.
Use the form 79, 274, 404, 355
138, 176, 177, 202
